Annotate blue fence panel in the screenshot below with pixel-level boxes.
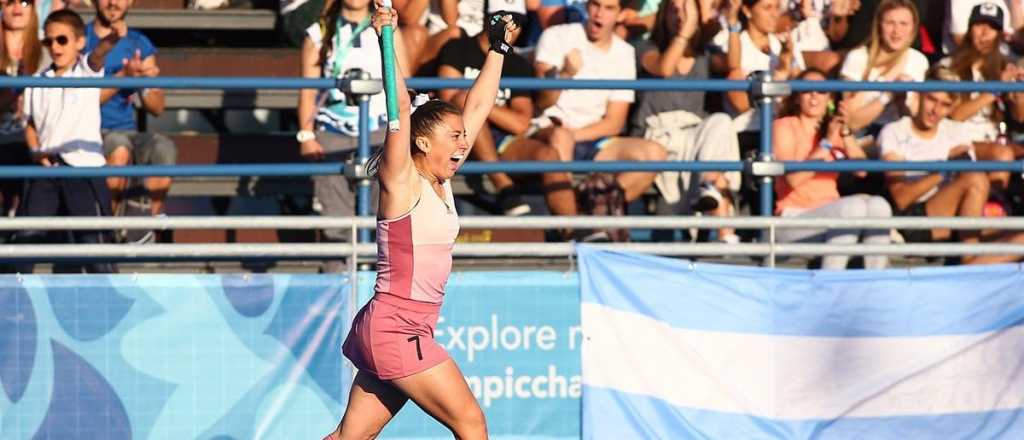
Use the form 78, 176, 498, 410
0, 273, 582, 440
0, 274, 352, 440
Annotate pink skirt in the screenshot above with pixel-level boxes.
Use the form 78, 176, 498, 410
342, 294, 449, 380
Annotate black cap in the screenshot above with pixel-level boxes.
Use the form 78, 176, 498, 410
969, 2, 1005, 32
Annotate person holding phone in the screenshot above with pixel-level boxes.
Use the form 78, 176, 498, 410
772, 68, 892, 270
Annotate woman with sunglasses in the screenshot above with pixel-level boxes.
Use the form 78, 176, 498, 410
0, 0, 47, 236
772, 68, 892, 270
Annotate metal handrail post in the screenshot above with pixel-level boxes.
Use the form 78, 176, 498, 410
750, 72, 791, 243
337, 71, 382, 244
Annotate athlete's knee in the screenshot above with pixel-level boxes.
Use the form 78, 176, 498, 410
450, 405, 487, 440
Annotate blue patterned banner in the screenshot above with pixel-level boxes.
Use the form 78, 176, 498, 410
0, 272, 582, 440
1, 274, 351, 440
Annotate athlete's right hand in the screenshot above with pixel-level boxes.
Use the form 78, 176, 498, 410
372, 0, 399, 36
300, 139, 325, 161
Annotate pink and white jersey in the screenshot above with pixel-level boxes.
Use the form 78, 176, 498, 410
374, 176, 460, 304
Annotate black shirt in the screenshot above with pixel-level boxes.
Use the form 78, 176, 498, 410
437, 35, 535, 107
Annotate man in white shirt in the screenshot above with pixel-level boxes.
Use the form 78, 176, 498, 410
881, 67, 1024, 264
530, 0, 667, 206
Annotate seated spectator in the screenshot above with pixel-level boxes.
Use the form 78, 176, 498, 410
298, 0, 405, 271
780, 0, 861, 74
945, 0, 1023, 54
773, 69, 891, 269
717, 0, 805, 127
437, 12, 558, 218
942, 2, 1022, 196
21, 9, 123, 273
999, 57, 1024, 151
839, 0, 929, 136
0, 0, 48, 223
944, 3, 1014, 144
403, 0, 530, 75
633, 0, 741, 243
881, 66, 1024, 265
86, 0, 175, 244
531, 0, 668, 225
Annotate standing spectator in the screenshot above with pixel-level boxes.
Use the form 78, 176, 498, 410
22, 9, 122, 272
881, 66, 1024, 265
633, 0, 741, 243
86, 0, 175, 244
773, 69, 891, 270
718, 0, 805, 122
437, 11, 546, 217
298, 0, 407, 271
531, 0, 667, 216
839, 0, 928, 135
0, 0, 48, 222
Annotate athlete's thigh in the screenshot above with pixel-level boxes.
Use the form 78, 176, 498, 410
338, 370, 409, 439
388, 358, 483, 431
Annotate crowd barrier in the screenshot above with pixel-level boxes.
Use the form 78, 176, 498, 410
1, 75, 1023, 264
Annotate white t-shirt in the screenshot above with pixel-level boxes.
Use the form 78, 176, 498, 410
839, 46, 929, 127
307, 20, 387, 136
946, 0, 1017, 53
879, 116, 974, 202
24, 55, 105, 167
711, 30, 807, 74
534, 23, 636, 129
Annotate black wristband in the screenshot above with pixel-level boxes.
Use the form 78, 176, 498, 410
488, 11, 520, 56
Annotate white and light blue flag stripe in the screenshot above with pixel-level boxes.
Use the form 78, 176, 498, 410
577, 245, 1024, 439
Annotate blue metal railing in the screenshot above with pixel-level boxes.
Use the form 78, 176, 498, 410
2, 160, 1019, 178
6, 75, 1024, 253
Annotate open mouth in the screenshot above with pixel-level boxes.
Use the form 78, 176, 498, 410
450, 153, 465, 164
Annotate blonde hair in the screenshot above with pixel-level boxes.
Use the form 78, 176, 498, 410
861, 0, 919, 81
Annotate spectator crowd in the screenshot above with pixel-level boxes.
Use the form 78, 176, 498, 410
2, 0, 1024, 271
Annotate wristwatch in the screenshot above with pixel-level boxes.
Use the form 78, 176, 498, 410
728, 21, 742, 34
296, 130, 316, 143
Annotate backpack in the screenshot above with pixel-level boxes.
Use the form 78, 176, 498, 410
575, 173, 630, 242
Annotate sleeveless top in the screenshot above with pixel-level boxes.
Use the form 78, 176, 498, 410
374, 175, 460, 304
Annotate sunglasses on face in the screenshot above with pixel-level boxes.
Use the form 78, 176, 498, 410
41, 35, 70, 48
2, 0, 32, 7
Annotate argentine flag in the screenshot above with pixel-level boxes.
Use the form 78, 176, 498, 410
578, 246, 1024, 439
